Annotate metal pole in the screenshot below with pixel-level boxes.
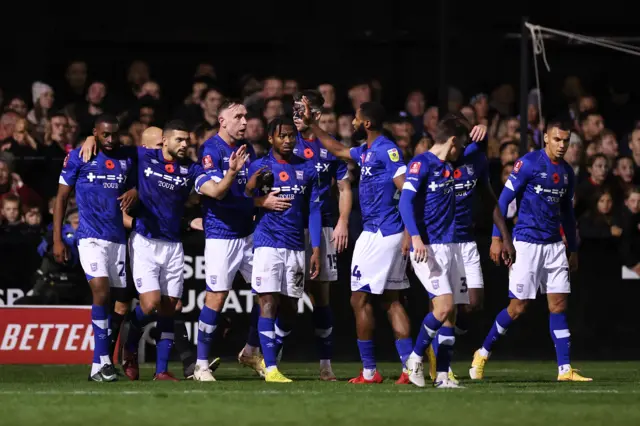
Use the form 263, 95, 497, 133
438, 0, 448, 115
520, 16, 529, 155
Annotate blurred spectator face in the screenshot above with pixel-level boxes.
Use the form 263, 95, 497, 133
195, 63, 216, 79
405, 91, 425, 117
338, 114, 353, 140
582, 114, 604, 140
460, 106, 476, 127
263, 78, 283, 99
626, 191, 640, 214
128, 60, 150, 87
192, 82, 208, 104
423, 107, 439, 135
68, 211, 80, 230
500, 143, 519, 166
527, 104, 539, 124
391, 121, 412, 141
601, 132, 618, 158
348, 84, 371, 110
120, 133, 134, 146
506, 118, 519, 139
629, 129, 640, 157
66, 116, 79, 144
7, 97, 27, 117
201, 89, 223, 116
615, 157, 635, 183
0, 160, 9, 186
585, 140, 600, 160
139, 81, 161, 100
87, 82, 106, 106
13, 118, 28, 144
50, 115, 68, 141
589, 156, 608, 184
0, 111, 18, 140
139, 107, 155, 126
473, 95, 489, 119
501, 164, 514, 185
24, 207, 41, 226
2, 199, 20, 224
597, 192, 613, 215
187, 145, 198, 163
245, 117, 264, 142
38, 89, 55, 110
564, 141, 582, 166
66, 61, 87, 91
263, 98, 284, 123
318, 84, 335, 109
284, 80, 298, 96
319, 112, 338, 136
578, 95, 596, 113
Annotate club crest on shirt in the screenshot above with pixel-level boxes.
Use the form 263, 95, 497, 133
210, 275, 217, 286
136, 278, 142, 288
296, 170, 304, 180
409, 162, 421, 174
320, 148, 328, 159
180, 166, 188, 175
203, 155, 213, 169
466, 165, 475, 176
120, 160, 127, 171
564, 174, 568, 184
90, 263, 97, 272
387, 148, 400, 162
365, 152, 373, 162
513, 160, 523, 173
256, 277, 261, 286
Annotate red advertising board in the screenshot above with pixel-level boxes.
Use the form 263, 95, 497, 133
0, 306, 93, 364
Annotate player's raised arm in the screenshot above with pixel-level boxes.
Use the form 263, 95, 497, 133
492, 156, 532, 240
308, 171, 322, 280
333, 163, 352, 253
399, 158, 427, 262
560, 166, 578, 270
300, 97, 351, 161
197, 144, 248, 200
477, 173, 516, 266
53, 153, 81, 263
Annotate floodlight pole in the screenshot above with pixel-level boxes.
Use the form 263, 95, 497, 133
520, 16, 529, 155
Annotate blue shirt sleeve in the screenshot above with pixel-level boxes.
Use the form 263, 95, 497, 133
59, 150, 81, 187
492, 156, 533, 238
308, 168, 322, 248
561, 165, 577, 252
399, 157, 427, 237
334, 158, 349, 181
349, 145, 364, 165
381, 145, 407, 179
477, 152, 490, 185
200, 142, 224, 182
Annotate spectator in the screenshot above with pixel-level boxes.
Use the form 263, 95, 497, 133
318, 83, 336, 109
347, 80, 371, 112
1, 194, 21, 225
318, 108, 338, 136
263, 97, 284, 124
0, 159, 43, 212
5, 96, 28, 118
337, 113, 354, 146
174, 76, 215, 128
578, 187, 621, 244
617, 187, 640, 276
283, 79, 298, 96
600, 129, 619, 163
68, 81, 109, 136
405, 90, 426, 137
564, 133, 583, 179
470, 93, 489, 126
448, 86, 463, 113
627, 128, 640, 183
575, 153, 609, 218
262, 76, 283, 99
200, 86, 223, 127
194, 62, 216, 79
127, 60, 151, 99
27, 82, 55, 139
579, 109, 604, 144
422, 106, 438, 141
61, 60, 88, 106
610, 155, 636, 204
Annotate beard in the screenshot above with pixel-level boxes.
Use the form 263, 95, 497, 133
352, 124, 367, 143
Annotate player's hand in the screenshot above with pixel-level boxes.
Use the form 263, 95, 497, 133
118, 188, 138, 212
411, 235, 427, 263
568, 252, 578, 272
309, 248, 321, 280
332, 219, 349, 253
470, 124, 487, 142
259, 188, 291, 211
502, 237, 516, 267
228, 145, 249, 173
632, 263, 640, 277
610, 225, 623, 237
300, 96, 315, 126
489, 237, 502, 266
246, 165, 269, 194
401, 232, 411, 257
80, 136, 97, 162
52, 240, 69, 264
190, 217, 204, 231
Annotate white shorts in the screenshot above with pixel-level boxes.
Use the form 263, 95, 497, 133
509, 239, 570, 300
204, 235, 253, 292
305, 227, 337, 282
251, 247, 306, 298
457, 241, 484, 289
411, 243, 469, 305
78, 238, 126, 288
129, 232, 184, 298
350, 230, 409, 295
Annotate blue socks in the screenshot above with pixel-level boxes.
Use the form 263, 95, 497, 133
125, 305, 151, 353
357, 339, 376, 370
274, 317, 292, 360
395, 338, 413, 369
258, 317, 277, 368
91, 305, 110, 365
155, 316, 174, 374
246, 303, 261, 348
196, 305, 219, 363
550, 312, 571, 369
481, 308, 514, 353
435, 326, 455, 373
412, 313, 443, 356
313, 306, 333, 361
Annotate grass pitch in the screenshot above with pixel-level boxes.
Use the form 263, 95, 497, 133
1, 361, 639, 426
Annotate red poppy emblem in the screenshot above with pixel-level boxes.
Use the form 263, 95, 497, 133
443, 169, 451, 178
304, 148, 314, 159
105, 160, 115, 170
552, 173, 560, 184
279, 171, 289, 181
453, 169, 462, 179
165, 164, 175, 173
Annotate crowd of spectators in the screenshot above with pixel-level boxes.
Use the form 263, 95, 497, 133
1, 59, 639, 302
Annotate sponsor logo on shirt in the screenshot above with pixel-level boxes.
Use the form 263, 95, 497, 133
387, 148, 400, 162
513, 160, 523, 173
409, 162, 421, 174
203, 155, 213, 169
